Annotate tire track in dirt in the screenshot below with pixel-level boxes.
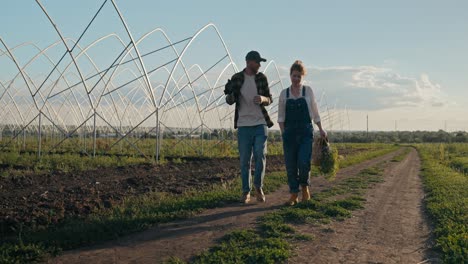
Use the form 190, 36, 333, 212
49, 149, 404, 264
290, 148, 441, 264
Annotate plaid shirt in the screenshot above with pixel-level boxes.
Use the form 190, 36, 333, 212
225, 69, 274, 128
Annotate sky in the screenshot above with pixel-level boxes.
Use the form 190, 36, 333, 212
1, 0, 467, 131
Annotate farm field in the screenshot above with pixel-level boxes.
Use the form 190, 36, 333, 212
0, 141, 378, 230
2, 1, 467, 263
415, 144, 468, 263
0, 143, 467, 263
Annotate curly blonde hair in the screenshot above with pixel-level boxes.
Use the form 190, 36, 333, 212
290, 60, 307, 76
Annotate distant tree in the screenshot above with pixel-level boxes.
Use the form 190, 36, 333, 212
454, 131, 468, 142
211, 129, 219, 140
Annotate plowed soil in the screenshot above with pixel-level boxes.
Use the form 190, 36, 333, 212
0, 156, 285, 233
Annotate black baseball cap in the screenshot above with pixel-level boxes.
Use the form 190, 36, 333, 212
245, 50, 266, 63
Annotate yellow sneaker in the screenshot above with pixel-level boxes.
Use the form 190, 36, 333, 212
285, 193, 299, 206
301, 186, 311, 202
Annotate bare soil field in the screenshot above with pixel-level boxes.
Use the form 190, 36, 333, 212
0, 156, 284, 232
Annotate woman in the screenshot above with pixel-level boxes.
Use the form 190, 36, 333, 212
278, 60, 327, 205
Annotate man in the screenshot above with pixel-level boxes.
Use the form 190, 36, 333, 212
224, 50, 274, 204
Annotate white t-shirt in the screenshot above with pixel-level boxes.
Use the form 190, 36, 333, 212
277, 85, 321, 124
237, 73, 267, 127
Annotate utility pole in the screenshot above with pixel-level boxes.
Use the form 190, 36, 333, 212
366, 115, 369, 141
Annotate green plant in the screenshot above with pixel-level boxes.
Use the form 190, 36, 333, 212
163, 256, 187, 264
416, 144, 468, 263
318, 145, 339, 180
390, 147, 411, 162
193, 230, 291, 264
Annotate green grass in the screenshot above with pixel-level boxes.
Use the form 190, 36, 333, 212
310, 143, 398, 180
0, 242, 58, 264
0, 142, 397, 175
337, 144, 399, 168
164, 257, 188, 264
0, 137, 276, 165
0, 151, 150, 175
311, 166, 385, 203
390, 147, 411, 162
416, 144, 468, 264
194, 230, 292, 264
449, 157, 468, 174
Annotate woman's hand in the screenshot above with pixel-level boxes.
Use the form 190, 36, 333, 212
319, 129, 327, 139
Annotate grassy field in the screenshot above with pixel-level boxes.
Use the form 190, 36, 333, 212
416, 144, 468, 263
0, 141, 393, 175
1, 136, 244, 158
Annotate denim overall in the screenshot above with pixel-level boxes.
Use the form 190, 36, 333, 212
282, 87, 313, 194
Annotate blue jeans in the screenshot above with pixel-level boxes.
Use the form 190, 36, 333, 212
282, 123, 313, 194
237, 125, 268, 193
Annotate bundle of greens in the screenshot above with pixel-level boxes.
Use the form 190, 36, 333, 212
312, 137, 339, 180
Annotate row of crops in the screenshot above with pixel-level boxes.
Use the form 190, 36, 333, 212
416, 143, 468, 263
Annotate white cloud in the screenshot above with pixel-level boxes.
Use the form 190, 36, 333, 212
264, 64, 463, 131
302, 65, 450, 110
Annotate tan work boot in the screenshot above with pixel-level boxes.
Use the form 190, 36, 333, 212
301, 186, 311, 202
241, 192, 251, 204
255, 188, 266, 202
285, 193, 299, 206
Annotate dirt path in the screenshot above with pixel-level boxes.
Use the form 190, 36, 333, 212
290, 148, 441, 264
49, 150, 404, 264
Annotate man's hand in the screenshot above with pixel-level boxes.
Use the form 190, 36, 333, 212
253, 95, 265, 105
224, 79, 233, 95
